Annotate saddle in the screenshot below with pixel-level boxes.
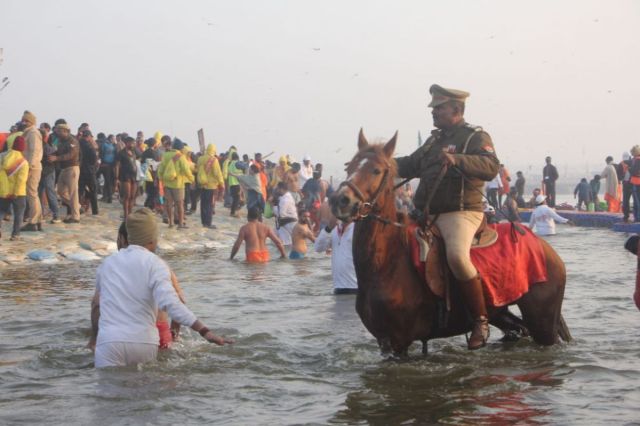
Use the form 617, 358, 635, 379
411, 216, 498, 299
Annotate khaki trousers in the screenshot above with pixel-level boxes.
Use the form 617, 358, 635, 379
57, 166, 80, 220
433, 210, 484, 281
25, 168, 42, 224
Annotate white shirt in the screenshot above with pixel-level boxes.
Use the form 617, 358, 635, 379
314, 222, 357, 290
96, 245, 197, 346
277, 191, 298, 220
486, 174, 503, 190
299, 163, 314, 187
528, 204, 569, 236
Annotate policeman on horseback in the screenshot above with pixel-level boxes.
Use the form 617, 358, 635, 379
395, 84, 500, 349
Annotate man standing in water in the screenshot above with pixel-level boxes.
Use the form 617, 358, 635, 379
289, 211, 316, 259
394, 84, 499, 350
230, 206, 286, 263
90, 208, 233, 368
314, 217, 357, 294
543, 156, 559, 208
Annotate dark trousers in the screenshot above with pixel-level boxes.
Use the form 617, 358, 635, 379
79, 171, 98, 214
623, 181, 632, 220
230, 185, 240, 214
632, 185, 640, 222
200, 189, 214, 226
144, 181, 157, 209
190, 186, 201, 212
0, 196, 26, 237
487, 188, 499, 208
545, 182, 556, 207
39, 171, 59, 219
183, 183, 192, 212
99, 164, 114, 203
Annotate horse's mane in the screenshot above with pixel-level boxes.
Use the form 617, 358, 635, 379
344, 143, 398, 180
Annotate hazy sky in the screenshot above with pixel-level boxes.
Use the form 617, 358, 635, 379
1, 0, 639, 179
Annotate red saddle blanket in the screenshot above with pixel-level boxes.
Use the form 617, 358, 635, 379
409, 222, 548, 307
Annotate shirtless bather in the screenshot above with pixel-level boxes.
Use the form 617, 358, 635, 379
289, 211, 315, 259
230, 206, 286, 263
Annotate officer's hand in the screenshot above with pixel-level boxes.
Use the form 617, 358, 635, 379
440, 152, 457, 167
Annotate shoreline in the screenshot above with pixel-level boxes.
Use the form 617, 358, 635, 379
0, 197, 249, 268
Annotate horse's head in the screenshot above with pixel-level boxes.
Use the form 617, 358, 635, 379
330, 129, 397, 221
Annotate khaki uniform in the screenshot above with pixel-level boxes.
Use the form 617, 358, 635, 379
55, 136, 81, 221
395, 121, 499, 214
22, 126, 43, 225
395, 121, 499, 281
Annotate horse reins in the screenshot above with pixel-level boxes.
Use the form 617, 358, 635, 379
339, 164, 408, 227
451, 165, 526, 236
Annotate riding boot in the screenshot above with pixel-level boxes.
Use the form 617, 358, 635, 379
459, 274, 489, 350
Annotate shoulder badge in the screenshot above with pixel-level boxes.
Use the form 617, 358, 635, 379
464, 123, 483, 132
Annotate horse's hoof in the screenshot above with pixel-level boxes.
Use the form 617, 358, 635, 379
499, 330, 521, 342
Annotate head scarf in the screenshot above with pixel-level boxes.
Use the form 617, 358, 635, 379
125, 208, 158, 246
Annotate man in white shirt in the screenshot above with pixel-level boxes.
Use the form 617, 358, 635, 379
274, 182, 298, 246
486, 173, 503, 209
299, 155, 314, 188
314, 219, 358, 294
528, 194, 571, 236
90, 208, 233, 368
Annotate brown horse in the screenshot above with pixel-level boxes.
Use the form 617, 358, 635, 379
330, 130, 571, 356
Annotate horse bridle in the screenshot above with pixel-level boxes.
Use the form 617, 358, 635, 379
338, 168, 390, 220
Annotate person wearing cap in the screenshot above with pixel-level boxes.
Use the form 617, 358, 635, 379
299, 155, 313, 188
395, 84, 499, 350
528, 194, 570, 236
90, 208, 233, 368
157, 139, 194, 228
19, 111, 44, 232
0, 136, 30, 240
482, 202, 499, 224
48, 122, 81, 223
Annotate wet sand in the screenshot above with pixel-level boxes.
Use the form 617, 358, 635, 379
0, 197, 252, 267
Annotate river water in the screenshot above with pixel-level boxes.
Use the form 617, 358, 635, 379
0, 224, 638, 425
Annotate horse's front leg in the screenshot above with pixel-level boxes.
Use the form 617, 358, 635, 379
377, 337, 392, 355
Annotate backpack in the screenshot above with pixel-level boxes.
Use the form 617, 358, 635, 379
162, 152, 181, 182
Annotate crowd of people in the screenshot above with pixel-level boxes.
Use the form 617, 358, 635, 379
0, 111, 347, 241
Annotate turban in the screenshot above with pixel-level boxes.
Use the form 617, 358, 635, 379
22, 110, 36, 126
125, 208, 158, 246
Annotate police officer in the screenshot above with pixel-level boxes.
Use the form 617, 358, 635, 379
395, 84, 500, 349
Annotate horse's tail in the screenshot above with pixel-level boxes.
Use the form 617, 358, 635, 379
557, 313, 572, 342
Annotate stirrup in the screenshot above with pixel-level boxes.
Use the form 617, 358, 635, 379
465, 316, 489, 350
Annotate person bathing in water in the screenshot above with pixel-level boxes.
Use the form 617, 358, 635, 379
96, 221, 187, 349
289, 210, 316, 259
230, 206, 286, 263
89, 208, 233, 368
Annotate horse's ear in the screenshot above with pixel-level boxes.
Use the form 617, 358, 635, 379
358, 128, 368, 151
383, 131, 398, 158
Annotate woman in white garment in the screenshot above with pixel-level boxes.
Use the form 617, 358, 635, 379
528, 194, 571, 236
